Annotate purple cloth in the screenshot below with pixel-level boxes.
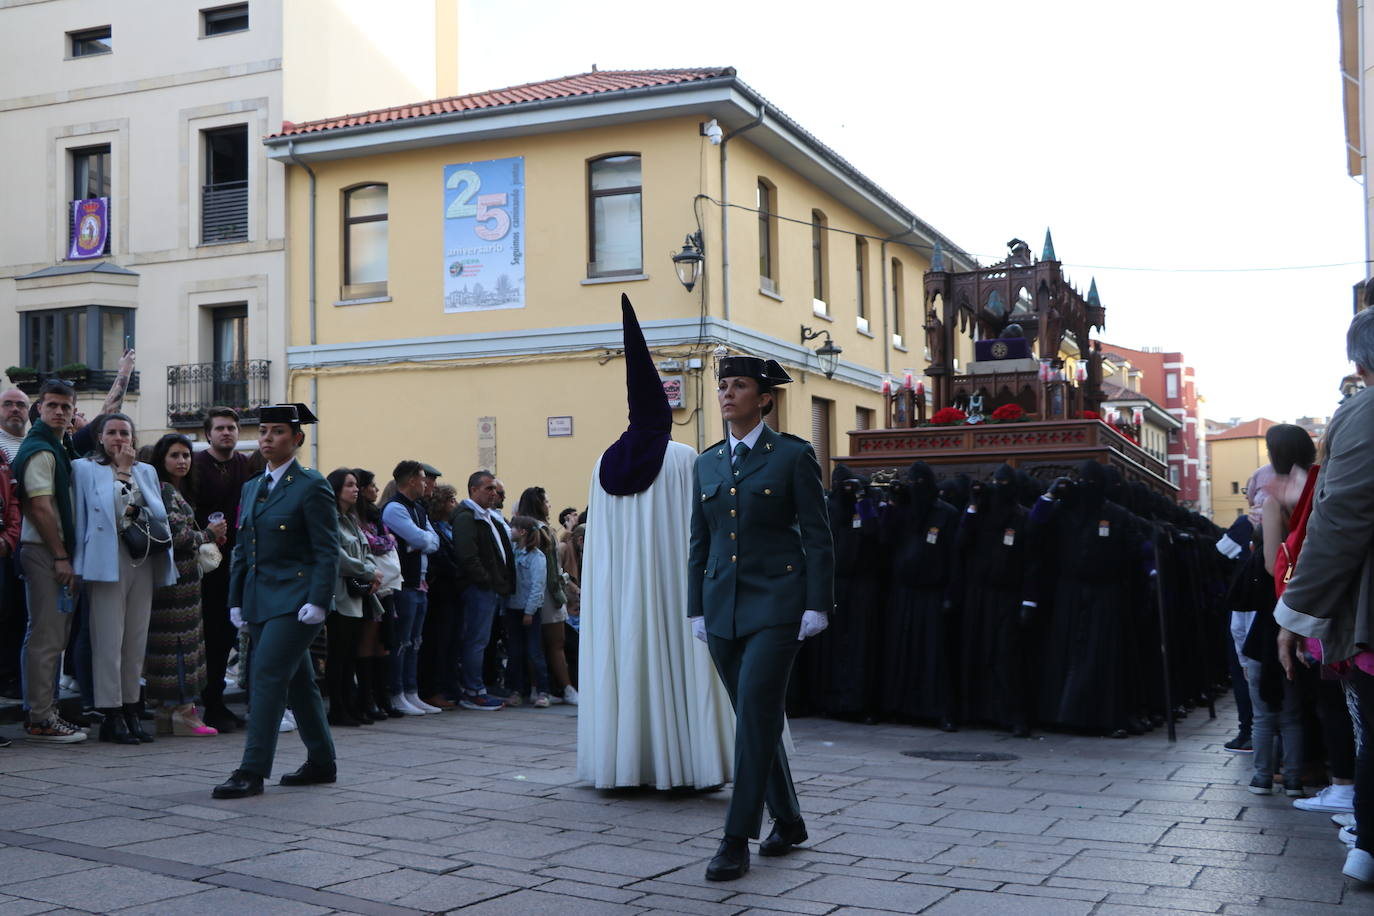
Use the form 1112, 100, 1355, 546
598, 294, 671, 496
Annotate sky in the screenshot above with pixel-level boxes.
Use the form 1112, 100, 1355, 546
458, 0, 1364, 424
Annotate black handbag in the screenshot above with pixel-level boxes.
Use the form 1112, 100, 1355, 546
122, 505, 172, 565
343, 576, 371, 597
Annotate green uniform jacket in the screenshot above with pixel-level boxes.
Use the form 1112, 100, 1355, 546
229, 459, 340, 624
688, 425, 835, 638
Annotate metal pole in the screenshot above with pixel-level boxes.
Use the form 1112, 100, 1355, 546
1152, 524, 1176, 743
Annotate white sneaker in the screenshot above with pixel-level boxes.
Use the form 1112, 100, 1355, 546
1294, 784, 1355, 813
1339, 825, 1358, 848
405, 692, 442, 714
1333, 812, 1357, 828
561, 685, 579, 706
391, 694, 425, 716
278, 709, 297, 732
1343, 846, 1374, 882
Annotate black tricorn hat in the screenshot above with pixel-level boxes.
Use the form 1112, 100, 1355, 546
716, 355, 792, 386
258, 403, 318, 426
598, 294, 672, 497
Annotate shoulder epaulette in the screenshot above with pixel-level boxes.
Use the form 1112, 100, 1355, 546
704, 439, 726, 454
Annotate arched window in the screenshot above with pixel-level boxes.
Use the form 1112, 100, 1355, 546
343, 184, 388, 299
588, 154, 642, 277
811, 209, 828, 313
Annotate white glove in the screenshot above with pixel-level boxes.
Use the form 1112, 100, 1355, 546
297, 603, 327, 625
229, 607, 244, 629
690, 616, 707, 643
798, 609, 829, 640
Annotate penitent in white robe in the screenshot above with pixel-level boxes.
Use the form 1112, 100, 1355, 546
577, 440, 735, 789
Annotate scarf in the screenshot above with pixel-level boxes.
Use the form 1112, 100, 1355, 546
13, 422, 76, 556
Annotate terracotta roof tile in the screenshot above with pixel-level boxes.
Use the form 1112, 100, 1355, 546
274, 67, 735, 138
1208, 418, 1283, 441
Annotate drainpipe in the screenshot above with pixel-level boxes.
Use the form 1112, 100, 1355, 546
286, 139, 318, 467
718, 102, 765, 327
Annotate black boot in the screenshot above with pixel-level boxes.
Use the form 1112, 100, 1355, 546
374, 658, 403, 718
347, 659, 374, 724
123, 703, 154, 743
705, 835, 750, 881
98, 707, 139, 744
357, 659, 384, 721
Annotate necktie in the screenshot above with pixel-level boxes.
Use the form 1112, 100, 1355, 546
732, 442, 750, 475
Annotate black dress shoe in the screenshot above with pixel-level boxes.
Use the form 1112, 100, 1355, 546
212, 770, 264, 799
279, 760, 337, 786
705, 835, 749, 881
98, 708, 139, 745
939, 717, 959, 733
759, 818, 808, 857
123, 704, 154, 743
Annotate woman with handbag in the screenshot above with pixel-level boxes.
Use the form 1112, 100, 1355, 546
324, 468, 382, 726
354, 468, 403, 718
145, 434, 227, 736
72, 414, 178, 745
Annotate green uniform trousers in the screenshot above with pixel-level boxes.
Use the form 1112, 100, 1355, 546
239, 615, 334, 779
708, 623, 802, 838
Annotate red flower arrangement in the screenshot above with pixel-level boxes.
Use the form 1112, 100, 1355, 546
990, 403, 1025, 422
929, 407, 968, 426
1078, 409, 1101, 420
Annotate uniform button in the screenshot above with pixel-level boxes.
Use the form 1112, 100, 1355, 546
730, 509, 737, 517
786, 564, 794, 572
764, 488, 772, 495
729, 487, 736, 495
297, 571, 303, 577
731, 555, 737, 563
730, 532, 736, 540
279, 524, 286, 530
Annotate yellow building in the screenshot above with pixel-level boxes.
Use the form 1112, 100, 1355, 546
1207, 418, 1279, 521
267, 68, 974, 508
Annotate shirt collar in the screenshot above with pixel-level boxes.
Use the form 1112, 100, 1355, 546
462, 497, 489, 520
728, 421, 767, 454
265, 460, 293, 487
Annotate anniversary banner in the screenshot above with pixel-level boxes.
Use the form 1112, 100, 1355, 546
443, 157, 525, 313
69, 197, 109, 260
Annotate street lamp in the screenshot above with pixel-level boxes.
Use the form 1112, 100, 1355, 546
800, 325, 843, 379
672, 232, 704, 292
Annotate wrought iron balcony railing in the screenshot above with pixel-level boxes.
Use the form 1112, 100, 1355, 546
166, 360, 270, 428
201, 180, 248, 244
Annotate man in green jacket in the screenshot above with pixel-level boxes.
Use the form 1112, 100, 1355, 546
213, 403, 340, 799
688, 355, 835, 880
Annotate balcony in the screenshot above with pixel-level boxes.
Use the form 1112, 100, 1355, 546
167, 360, 270, 428
8, 369, 139, 397
201, 180, 248, 244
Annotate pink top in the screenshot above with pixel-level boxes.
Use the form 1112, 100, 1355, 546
1307, 637, 1374, 677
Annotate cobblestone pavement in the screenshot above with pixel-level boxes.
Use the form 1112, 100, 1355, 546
0, 695, 1370, 914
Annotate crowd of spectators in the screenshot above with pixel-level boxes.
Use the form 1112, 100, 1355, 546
0, 377, 584, 749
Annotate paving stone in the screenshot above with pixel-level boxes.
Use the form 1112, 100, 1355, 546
1157, 826, 1287, 855
112, 886, 333, 915
816, 831, 952, 862
24, 816, 194, 849
934, 810, 1059, 835
222, 848, 398, 888
113, 831, 288, 865
1055, 855, 1200, 887
457, 888, 645, 915
723, 892, 832, 914
1043, 819, 1168, 844
1191, 865, 1346, 903
782, 873, 951, 911
0, 848, 103, 883
929, 844, 1070, 874
548, 842, 698, 878
325, 867, 512, 910
6, 864, 202, 910
922, 888, 1094, 915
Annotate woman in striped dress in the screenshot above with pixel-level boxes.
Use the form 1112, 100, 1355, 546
147, 433, 227, 736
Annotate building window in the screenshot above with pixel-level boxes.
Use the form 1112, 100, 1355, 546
587, 154, 642, 277
1166, 372, 1179, 399
810, 397, 833, 479
202, 3, 249, 36
21, 306, 133, 376
202, 125, 248, 243
757, 179, 777, 294
1169, 466, 1180, 486
69, 26, 111, 57
856, 405, 874, 430
1231, 481, 1239, 494
855, 237, 869, 332
891, 258, 904, 347
811, 210, 828, 314
70, 145, 111, 255
343, 184, 388, 299
212, 304, 248, 406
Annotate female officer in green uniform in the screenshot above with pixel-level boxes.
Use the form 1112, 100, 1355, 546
212, 404, 340, 799
688, 355, 835, 881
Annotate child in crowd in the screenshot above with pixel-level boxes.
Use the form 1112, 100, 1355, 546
505, 516, 552, 708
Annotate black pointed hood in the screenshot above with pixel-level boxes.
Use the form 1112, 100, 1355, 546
598, 294, 672, 496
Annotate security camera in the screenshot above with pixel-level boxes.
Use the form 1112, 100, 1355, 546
701, 119, 723, 145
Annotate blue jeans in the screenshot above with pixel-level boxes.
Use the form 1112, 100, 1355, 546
502, 608, 549, 698
459, 586, 499, 696
388, 588, 428, 695
1242, 656, 1302, 782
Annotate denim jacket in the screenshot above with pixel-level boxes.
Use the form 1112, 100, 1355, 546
506, 545, 546, 615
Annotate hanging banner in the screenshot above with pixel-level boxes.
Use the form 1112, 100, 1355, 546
443, 157, 524, 312
69, 197, 109, 260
